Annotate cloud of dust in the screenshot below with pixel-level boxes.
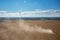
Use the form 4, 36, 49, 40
19, 21, 53, 34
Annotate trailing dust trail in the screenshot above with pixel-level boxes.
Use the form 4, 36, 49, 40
19, 20, 53, 34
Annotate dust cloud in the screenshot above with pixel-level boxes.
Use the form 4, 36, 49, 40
19, 21, 53, 34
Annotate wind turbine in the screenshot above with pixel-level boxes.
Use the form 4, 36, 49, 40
19, 8, 23, 20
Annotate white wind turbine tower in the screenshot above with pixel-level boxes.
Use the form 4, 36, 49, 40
19, 8, 23, 20
19, 8, 25, 26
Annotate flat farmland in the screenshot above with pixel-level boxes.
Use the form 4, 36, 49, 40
0, 20, 60, 40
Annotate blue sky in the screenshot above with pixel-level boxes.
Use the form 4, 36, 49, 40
0, 0, 60, 12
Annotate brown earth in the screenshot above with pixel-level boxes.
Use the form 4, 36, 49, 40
0, 20, 60, 40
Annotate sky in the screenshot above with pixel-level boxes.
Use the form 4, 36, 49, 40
0, 0, 60, 12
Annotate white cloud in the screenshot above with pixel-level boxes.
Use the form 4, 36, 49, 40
21, 9, 60, 17
0, 11, 7, 13
0, 11, 19, 17
0, 9, 60, 17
